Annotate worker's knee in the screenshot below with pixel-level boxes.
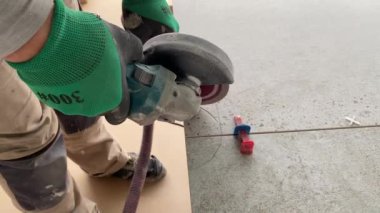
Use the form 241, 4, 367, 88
0, 134, 68, 211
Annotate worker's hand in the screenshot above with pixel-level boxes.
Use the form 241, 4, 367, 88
6, 0, 142, 124
121, 0, 179, 43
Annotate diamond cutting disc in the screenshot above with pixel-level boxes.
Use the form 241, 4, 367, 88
200, 84, 229, 105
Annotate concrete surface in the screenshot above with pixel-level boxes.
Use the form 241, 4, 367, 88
176, 0, 380, 137
187, 128, 380, 212
176, 0, 380, 212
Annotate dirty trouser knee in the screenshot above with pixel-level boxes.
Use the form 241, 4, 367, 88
0, 134, 68, 211
0, 134, 98, 213
56, 111, 130, 177
0, 61, 97, 212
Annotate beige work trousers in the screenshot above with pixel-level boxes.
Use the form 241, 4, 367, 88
0, 59, 129, 212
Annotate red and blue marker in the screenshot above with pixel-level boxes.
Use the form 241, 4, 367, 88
233, 115, 254, 155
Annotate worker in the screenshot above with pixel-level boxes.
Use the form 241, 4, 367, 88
0, 0, 192, 212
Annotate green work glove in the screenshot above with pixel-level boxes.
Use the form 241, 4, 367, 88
122, 0, 179, 43
8, 0, 142, 124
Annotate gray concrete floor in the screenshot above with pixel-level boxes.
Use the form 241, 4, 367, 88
176, 0, 380, 212
187, 129, 380, 212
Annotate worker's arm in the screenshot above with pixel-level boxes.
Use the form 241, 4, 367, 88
0, 0, 180, 60
6, 0, 142, 121
5, 11, 53, 63
4, 0, 81, 62
0, 0, 54, 59
3, 0, 200, 125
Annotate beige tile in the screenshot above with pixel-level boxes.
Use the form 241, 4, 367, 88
0, 192, 15, 212
71, 120, 191, 213
81, 0, 123, 26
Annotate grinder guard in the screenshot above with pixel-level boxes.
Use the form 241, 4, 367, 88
143, 33, 234, 85
142, 33, 234, 104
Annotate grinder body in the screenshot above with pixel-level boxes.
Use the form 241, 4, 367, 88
126, 63, 202, 125
125, 33, 234, 125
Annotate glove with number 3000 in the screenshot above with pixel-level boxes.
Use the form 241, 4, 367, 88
8, 0, 142, 124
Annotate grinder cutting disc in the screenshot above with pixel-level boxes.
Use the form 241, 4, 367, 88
142, 33, 234, 104
200, 84, 229, 105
